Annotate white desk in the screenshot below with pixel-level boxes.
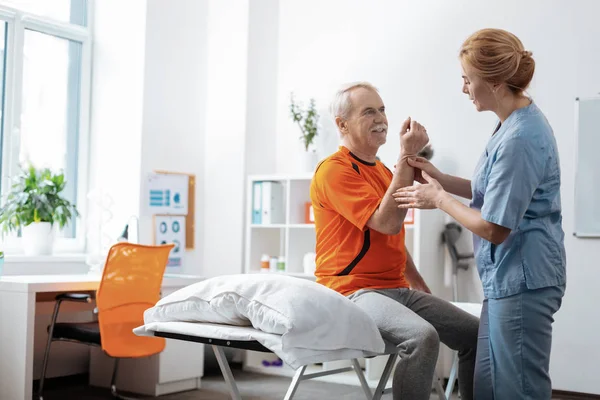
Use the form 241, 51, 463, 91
0, 273, 204, 400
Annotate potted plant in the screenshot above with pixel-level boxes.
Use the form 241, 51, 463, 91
289, 93, 320, 170
0, 165, 80, 256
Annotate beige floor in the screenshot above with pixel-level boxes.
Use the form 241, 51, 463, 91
38, 367, 584, 400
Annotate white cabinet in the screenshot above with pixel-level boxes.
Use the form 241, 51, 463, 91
242, 174, 449, 387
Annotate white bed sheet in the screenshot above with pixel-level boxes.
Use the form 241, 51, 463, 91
134, 321, 380, 370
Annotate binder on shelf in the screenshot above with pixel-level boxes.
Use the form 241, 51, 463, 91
261, 181, 285, 225
252, 181, 262, 224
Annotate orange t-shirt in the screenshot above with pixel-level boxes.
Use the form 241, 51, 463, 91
310, 146, 409, 296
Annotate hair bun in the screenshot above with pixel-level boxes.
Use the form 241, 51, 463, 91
521, 50, 532, 58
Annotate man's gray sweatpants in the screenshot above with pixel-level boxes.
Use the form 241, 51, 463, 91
347, 288, 479, 400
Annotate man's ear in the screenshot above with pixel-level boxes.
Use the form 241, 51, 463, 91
335, 116, 347, 133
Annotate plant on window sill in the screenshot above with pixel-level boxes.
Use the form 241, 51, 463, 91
0, 165, 80, 256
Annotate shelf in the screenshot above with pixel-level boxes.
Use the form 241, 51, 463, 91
251, 224, 286, 229
250, 224, 314, 229
248, 173, 313, 182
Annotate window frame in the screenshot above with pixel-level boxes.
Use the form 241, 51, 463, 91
0, 2, 93, 254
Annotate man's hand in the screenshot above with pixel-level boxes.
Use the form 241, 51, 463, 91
405, 248, 431, 294
399, 117, 429, 156
411, 278, 432, 294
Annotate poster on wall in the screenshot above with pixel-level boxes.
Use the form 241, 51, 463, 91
153, 215, 186, 268
143, 173, 189, 216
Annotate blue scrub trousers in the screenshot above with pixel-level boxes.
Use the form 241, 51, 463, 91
474, 285, 565, 399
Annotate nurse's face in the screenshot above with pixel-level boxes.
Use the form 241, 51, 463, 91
461, 61, 496, 112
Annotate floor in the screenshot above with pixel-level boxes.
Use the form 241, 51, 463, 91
37, 366, 585, 400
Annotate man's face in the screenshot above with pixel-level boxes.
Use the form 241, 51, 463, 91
340, 87, 388, 152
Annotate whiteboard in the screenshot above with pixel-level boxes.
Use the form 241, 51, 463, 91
574, 96, 600, 238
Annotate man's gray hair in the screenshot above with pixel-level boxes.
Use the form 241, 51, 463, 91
330, 81, 379, 120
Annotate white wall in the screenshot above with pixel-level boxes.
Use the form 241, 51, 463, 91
137, 0, 208, 275
90, 0, 251, 279
245, 0, 279, 176
88, 0, 147, 249
202, 0, 250, 277
274, 0, 600, 394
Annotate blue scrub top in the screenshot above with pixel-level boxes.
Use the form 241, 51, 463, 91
470, 101, 567, 299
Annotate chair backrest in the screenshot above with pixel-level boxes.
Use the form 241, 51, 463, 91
96, 242, 174, 358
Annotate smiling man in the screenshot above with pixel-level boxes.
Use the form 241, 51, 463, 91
309, 82, 479, 400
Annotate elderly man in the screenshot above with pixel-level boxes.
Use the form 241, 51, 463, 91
310, 82, 479, 400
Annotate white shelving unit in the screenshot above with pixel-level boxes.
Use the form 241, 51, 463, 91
244, 173, 319, 279
242, 173, 449, 387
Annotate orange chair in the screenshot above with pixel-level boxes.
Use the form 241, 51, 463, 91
37, 242, 174, 400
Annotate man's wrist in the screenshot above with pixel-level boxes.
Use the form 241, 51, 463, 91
397, 152, 417, 164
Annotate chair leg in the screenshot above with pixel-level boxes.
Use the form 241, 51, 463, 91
110, 358, 120, 397
110, 358, 139, 400
38, 299, 64, 400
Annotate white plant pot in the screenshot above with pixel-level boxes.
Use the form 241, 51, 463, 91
21, 222, 54, 256
300, 150, 319, 172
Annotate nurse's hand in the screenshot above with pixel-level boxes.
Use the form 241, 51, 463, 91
393, 171, 445, 209
407, 157, 443, 183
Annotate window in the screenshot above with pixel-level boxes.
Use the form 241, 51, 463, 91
0, 1, 91, 252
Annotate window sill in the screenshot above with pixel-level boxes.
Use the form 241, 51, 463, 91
4, 253, 88, 264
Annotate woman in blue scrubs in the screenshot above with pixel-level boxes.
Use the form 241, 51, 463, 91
393, 28, 566, 399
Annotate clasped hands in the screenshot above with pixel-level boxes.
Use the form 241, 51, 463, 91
394, 117, 446, 210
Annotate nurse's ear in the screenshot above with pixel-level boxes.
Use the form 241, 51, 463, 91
488, 82, 502, 94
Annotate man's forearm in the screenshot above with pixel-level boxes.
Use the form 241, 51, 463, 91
367, 154, 414, 235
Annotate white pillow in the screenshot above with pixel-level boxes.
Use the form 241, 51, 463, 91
144, 274, 385, 354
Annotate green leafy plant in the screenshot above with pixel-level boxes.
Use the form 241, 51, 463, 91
289, 93, 319, 151
0, 165, 80, 234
